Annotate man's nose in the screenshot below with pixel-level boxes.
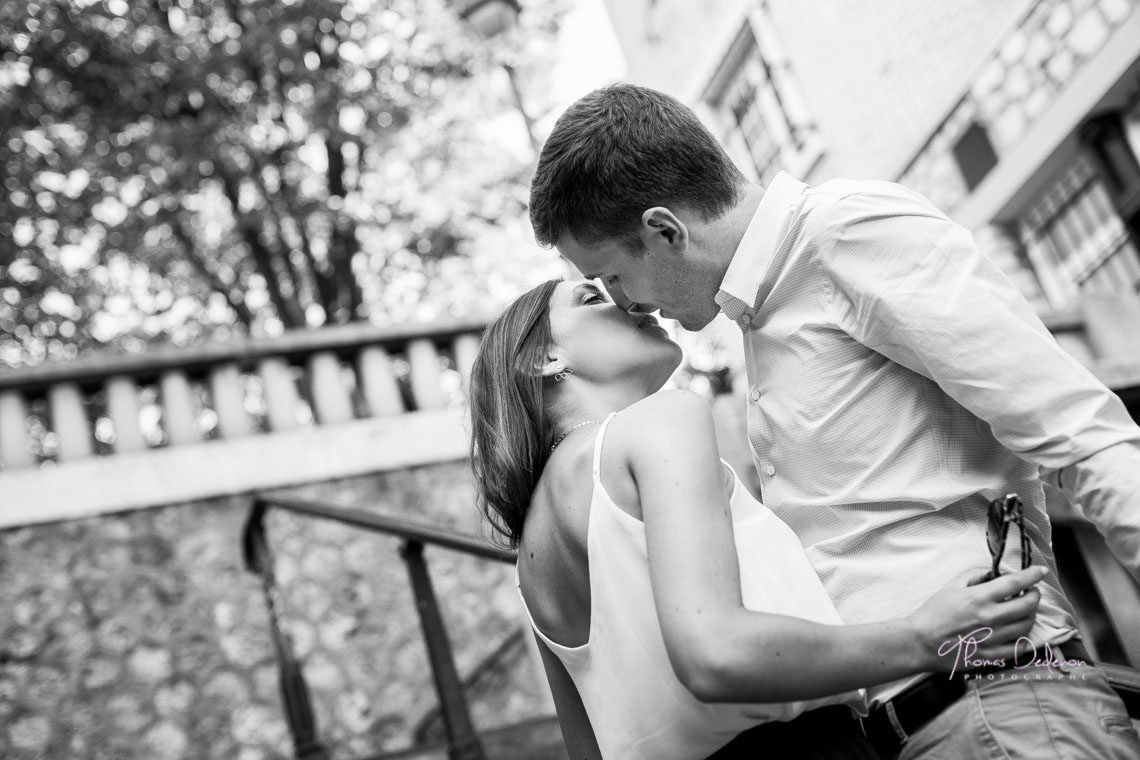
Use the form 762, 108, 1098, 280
601, 281, 646, 313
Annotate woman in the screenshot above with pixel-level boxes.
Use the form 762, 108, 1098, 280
468, 279, 1045, 759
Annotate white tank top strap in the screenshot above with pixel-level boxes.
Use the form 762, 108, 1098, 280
591, 412, 619, 482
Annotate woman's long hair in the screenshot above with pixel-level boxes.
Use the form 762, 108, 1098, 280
469, 279, 561, 548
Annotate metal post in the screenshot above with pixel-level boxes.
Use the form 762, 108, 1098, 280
400, 540, 486, 760
502, 63, 540, 157
243, 501, 331, 760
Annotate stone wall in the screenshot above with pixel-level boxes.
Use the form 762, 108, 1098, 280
899, 0, 1140, 213
0, 463, 546, 759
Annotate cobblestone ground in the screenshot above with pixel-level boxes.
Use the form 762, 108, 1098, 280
0, 462, 548, 759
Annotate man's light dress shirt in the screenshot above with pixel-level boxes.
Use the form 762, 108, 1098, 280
716, 172, 1140, 704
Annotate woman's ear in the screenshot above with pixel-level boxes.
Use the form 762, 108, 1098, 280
639, 207, 689, 254
536, 356, 565, 379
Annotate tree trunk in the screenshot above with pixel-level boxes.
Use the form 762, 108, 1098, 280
169, 216, 257, 329
324, 131, 366, 323
218, 167, 306, 329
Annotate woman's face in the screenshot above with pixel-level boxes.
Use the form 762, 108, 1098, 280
545, 280, 682, 392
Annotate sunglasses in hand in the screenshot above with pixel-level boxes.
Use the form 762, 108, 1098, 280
983, 493, 1033, 582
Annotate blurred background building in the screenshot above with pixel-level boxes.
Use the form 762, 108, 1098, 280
1, 1, 1139, 758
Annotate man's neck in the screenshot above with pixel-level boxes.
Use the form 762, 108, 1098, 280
708, 182, 767, 274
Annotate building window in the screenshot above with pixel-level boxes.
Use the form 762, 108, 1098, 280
1081, 112, 1140, 243
703, 16, 821, 184
952, 121, 999, 192
1020, 156, 1140, 307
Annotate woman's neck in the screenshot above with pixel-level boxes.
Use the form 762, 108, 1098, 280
551, 382, 651, 436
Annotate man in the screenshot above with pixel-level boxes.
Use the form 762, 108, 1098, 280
529, 83, 1140, 758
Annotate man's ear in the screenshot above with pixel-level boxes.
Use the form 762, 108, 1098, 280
639, 207, 689, 255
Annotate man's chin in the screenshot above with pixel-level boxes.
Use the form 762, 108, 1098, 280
675, 313, 716, 332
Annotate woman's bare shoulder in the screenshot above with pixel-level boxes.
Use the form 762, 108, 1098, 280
607, 390, 716, 455
526, 441, 595, 544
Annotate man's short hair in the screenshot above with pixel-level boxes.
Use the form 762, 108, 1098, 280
529, 83, 745, 250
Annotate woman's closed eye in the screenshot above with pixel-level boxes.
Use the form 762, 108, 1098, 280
578, 288, 606, 305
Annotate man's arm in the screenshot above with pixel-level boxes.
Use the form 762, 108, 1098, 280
1055, 443, 1140, 579
818, 184, 1140, 579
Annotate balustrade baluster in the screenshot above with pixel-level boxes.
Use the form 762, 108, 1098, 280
307, 352, 354, 425
105, 376, 146, 453
0, 391, 35, 469
452, 334, 480, 389
258, 358, 302, 432
159, 371, 199, 446
209, 364, 253, 439
356, 346, 404, 417
48, 383, 93, 461
407, 339, 445, 410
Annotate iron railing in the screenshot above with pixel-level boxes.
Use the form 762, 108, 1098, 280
242, 494, 517, 760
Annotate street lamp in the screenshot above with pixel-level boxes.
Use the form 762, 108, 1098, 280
456, 0, 540, 156
457, 0, 522, 41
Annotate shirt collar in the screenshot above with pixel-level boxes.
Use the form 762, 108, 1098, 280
716, 171, 807, 321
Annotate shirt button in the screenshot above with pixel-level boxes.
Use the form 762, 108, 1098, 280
749, 389, 761, 402
740, 314, 752, 326
765, 464, 776, 477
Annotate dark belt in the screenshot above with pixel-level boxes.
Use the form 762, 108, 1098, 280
708, 704, 876, 760
861, 639, 1094, 759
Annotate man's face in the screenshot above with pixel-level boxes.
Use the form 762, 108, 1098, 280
556, 233, 721, 332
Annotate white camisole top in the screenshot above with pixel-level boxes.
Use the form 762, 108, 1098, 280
517, 413, 867, 759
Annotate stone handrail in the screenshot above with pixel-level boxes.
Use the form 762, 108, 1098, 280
0, 319, 489, 527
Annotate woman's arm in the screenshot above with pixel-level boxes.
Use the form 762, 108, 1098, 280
622, 389, 1043, 704
534, 634, 602, 759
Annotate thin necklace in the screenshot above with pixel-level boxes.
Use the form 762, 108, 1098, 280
549, 420, 601, 453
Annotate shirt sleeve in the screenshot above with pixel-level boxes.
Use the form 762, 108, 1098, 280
817, 184, 1140, 579
1059, 443, 1140, 581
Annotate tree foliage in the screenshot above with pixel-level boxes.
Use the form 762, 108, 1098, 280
0, 0, 565, 367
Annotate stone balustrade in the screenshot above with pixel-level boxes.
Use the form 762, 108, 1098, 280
2, 298, 1138, 532
0, 319, 487, 528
